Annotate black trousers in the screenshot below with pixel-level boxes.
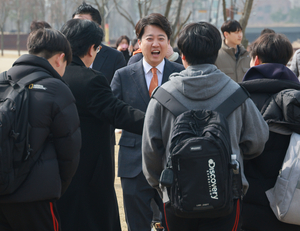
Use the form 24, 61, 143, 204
164, 199, 241, 231
0, 200, 60, 231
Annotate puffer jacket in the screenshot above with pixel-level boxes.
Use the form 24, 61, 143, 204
240, 63, 300, 231
0, 54, 81, 203
215, 40, 250, 83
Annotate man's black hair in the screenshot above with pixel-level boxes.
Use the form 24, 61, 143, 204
30, 20, 51, 32
260, 28, 275, 36
221, 20, 242, 35
72, 2, 102, 25
60, 19, 103, 58
250, 33, 293, 65
135, 13, 172, 40
27, 28, 72, 65
177, 22, 221, 65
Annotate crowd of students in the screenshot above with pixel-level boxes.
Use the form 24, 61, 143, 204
0, 2, 300, 231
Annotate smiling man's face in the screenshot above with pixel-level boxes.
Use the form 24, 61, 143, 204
138, 25, 170, 67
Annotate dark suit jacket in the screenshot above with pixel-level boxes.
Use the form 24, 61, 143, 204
92, 44, 126, 84
57, 56, 144, 231
111, 59, 184, 178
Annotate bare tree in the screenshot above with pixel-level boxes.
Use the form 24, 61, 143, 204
222, 0, 227, 21
112, 0, 191, 46
14, 0, 21, 56
238, 0, 253, 48
0, 0, 12, 56
93, 0, 115, 27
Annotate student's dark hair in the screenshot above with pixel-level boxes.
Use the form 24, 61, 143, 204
60, 19, 103, 58
260, 28, 275, 36
132, 38, 138, 46
116, 35, 130, 47
177, 22, 221, 65
72, 2, 102, 25
135, 13, 172, 40
27, 28, 72, 65
30, 20, 51, 32
173, 47, 181, 56
249, 33, 293, 65
221, 20, 242, 35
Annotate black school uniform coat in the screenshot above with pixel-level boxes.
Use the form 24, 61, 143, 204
57, 56, 144, 231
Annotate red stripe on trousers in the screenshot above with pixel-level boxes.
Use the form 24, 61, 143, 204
49, 202, 59, 231
164, 203, 170, 231
232, 199, 240, 231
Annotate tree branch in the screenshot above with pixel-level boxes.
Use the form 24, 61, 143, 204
172, 11, 191, 45
164, 0, 172, 18
145, 0, 152, 16
113, 0, 136, 28
239, 0, 254, 48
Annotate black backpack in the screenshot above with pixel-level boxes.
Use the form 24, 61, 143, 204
0, 71, 50, 196
152, 86, 249, 219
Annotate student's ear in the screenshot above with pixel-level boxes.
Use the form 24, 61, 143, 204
181, 54, 186, 60
56, 53, 65, 67
224, 31, 229, 38
88, 45, 95, 57
254, 56, 262, 66
138, 39, 142, 47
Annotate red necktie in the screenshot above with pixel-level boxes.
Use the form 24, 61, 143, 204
149, 67, 158, 97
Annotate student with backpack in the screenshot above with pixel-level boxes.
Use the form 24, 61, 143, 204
240, 33, 300, 231
142, 22, 269, 231
0, 28, 81, 230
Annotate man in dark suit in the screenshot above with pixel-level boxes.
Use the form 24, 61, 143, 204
72, 2, 126, 179
58, 19, 144, 231
111, 13, 184, 231
72, 2, 126, 83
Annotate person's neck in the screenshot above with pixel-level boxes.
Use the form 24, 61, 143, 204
225, 39, 238, 53
80, 56, 93, 68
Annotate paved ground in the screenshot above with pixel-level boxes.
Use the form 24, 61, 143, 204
0, 51, 128, 230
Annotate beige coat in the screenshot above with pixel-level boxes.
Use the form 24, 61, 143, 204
215, 41, 250, 82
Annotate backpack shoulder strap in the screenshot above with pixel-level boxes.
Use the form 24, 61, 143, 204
152, 87, 187, 117
215, 86, 250, 117
0, 71, 8, 82
17, 71, 52, 86
153, 85, 250, 118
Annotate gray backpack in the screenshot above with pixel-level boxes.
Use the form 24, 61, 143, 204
266, 132, 300, 225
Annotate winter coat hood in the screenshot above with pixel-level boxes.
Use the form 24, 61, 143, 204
169, 64, 232, 100
243, 63, 299, 83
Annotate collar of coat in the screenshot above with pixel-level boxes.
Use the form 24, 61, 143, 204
221, 39, 247, 57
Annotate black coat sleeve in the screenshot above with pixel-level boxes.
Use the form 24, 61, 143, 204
86, 73, 145, 135
50, 81, 81, 194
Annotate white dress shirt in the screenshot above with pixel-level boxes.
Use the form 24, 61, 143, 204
142, 58, 165, 90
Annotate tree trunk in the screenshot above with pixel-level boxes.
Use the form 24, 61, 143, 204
1, 27, 3, 56
222, 0, 227, 21
208, 0, 213, 23
170, 0, 184, 46
164, 0, 172, 19
17, 6, 20, 56
239, 0, 254, 48
216, 0, 221, 27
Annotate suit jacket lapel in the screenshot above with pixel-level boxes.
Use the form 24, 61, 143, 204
93, 44, 108, 71
131, 60, 150, 104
